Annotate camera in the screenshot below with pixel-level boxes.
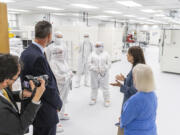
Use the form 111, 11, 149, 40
23, 75, 49, 91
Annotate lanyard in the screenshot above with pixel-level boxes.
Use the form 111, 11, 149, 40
0, 90, 18, 112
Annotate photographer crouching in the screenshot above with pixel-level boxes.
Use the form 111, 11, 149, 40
0, 54, 46, 135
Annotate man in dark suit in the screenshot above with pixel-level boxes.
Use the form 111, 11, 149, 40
0, 54, 46, 135
20, 21, 63, 135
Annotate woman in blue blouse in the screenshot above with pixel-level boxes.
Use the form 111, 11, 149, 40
111, 46, 146, 135
120, 64, 157, 135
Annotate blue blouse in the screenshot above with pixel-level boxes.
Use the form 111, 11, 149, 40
120, 92, 158, 135
120, 70, 137, 104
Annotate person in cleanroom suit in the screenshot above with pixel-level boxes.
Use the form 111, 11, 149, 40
9, 38, 24, 90
88, 42, 111, 107
75, 34, 93, 88
46, 46, 73, 133
46, 31, 68, 63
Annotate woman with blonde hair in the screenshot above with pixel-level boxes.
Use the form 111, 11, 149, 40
120, 64, 157, 135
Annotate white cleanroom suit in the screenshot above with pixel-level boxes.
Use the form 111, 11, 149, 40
76, 34, 93, 87
88, 42, 111, 107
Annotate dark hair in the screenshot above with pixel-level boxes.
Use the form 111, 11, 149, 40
35, 21, 52, 39
128, 46, 146, 67
0, 54, 21, 83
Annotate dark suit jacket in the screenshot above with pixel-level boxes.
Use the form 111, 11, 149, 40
20, 44, 62, 127
0, 88, 40, 135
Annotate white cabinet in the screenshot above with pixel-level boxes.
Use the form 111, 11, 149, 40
160, 29, 180, 73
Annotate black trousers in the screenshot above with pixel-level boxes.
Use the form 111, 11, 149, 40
33, 125, 57, 135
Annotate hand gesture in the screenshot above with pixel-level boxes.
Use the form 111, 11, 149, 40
115, 74, 125, 81
110, 80, 122, 87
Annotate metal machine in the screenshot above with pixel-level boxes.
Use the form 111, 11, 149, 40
160, 29, 180, 73
9, 38, 24, 56
137, 31, 150, 46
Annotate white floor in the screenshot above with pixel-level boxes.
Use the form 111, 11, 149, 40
27, 46, 180, 135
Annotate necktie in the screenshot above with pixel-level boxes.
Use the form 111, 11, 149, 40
44, 52, 47, 59
2, 89, 11, 103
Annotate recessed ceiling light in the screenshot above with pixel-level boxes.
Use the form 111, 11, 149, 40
147, 23, 155, 25
155, 14, 165, 17
90, 15, 111, 19
104, 10, 122, 14
129, 20, 148, 24
37, 6, 64, 11
8, 9, 29, 12
117, 1, 142, 7
141, 9, 156, 13
71, 13, 80, 16
124, 15, 136, 17
1, 0, 15, 3
156, 10, 163, 12
138, 17, 147, 20
52, 13, 65, 16
71, 4, 99, 9
8, 12, 19, 14
54, 13, 80, 17
147, 19, 162, 23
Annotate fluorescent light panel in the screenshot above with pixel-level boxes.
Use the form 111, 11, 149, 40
147, 19, 163, 24
8, 11, 19, 14
53, 13, 65, 16
156, 10, 163, 12
0, 0, 15, 3
37, 6, 64, 11
71, 4, 98, 9
141, 9, 156, 13
53, 13, 80, 17
104, 10, 122, 14
138, 17, 147, 20
95, 15, 111, 18
8, 8, 29, 12
162, 17, 172, 20
155, 14, 165, 17
71, 13, 80, 16
129, 19, 163, 24
117, 1, 142, 7
90, 15, 111, 19
8, 12, 19, 14
124, 15, 136, 17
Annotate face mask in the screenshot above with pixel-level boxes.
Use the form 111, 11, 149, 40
55, 38, 62, 45
99, 46, 104, 52
84, 38, 89, 43
95, 48, 101, 54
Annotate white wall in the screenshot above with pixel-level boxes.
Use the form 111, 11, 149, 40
98, 23, 123, 61
19, 14, 46, 27
18, 14, 47, 39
